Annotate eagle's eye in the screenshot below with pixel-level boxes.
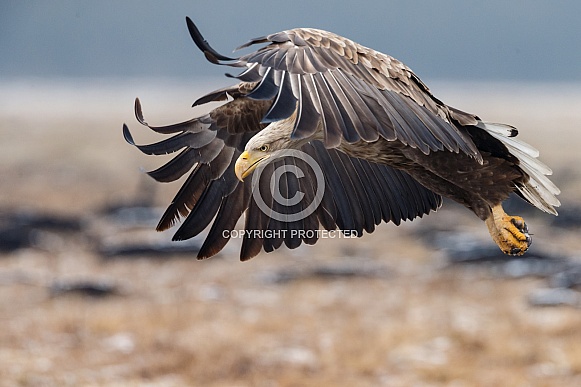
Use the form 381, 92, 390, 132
259, 144, 269, 152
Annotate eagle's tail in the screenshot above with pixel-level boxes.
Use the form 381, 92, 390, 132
478, 122, 561, 215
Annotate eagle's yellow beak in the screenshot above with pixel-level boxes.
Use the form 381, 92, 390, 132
234, 150, 269, 181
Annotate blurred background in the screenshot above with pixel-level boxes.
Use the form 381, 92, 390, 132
1, 1, 581, 386
2, 0, 581, 80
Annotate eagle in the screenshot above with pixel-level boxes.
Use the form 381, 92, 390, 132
123, 17, 560, 261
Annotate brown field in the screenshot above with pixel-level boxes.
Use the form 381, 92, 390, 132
1, 79, 581, 386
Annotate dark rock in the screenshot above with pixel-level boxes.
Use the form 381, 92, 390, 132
262, 262, 391, 284
98, 240, 201, 258
0, 210, 81, 231
93, 198, 202, 258
424, 230, 513, 263
49, 280, 120, 298
98, 203, 163, 229
425, 230, 565, 264
0, 226, 35, 252
0, 210, 82, 252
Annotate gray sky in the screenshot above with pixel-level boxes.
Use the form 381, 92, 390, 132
1, 1, 580, 82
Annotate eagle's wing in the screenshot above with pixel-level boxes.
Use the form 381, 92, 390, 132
124, 93, 441, 260
187, 17, 482, 162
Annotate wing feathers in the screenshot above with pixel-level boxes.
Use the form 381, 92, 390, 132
146, 148, 199, 183
186, 17, 236, 63
214, 24, 482, 156
173, 181, 224, 240
312, 73, 347, 147
262, 71, 298, 122
127, 95, 443, 259
197, 185, 249, 259
246, 67, 279, 100
291, 74, 322, 140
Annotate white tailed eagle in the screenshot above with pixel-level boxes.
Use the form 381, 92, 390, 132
123, 17, 560, 260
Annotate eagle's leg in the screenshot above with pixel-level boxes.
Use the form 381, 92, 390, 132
485, 204, 532, 256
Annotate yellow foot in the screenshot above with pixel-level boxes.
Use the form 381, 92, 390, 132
485, 204, 532, 256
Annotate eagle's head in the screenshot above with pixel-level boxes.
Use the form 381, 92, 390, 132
235, 115, 313, 181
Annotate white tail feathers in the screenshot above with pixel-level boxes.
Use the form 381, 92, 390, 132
477, 122, 561, 215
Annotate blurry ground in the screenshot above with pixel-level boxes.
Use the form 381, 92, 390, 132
1, 79, 581, 386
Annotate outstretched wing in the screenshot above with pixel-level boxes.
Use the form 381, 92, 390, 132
186, 17, 482, 162
124, 18, 450, 260
125, 95, 441, 261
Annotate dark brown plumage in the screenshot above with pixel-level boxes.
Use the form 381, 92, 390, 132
123, 17, 559, 260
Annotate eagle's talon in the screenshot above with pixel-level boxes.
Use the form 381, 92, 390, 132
510, 247, 523, 256
511, 217, 527, 232
486, 205, 532, 256
511, 218, 521, 228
